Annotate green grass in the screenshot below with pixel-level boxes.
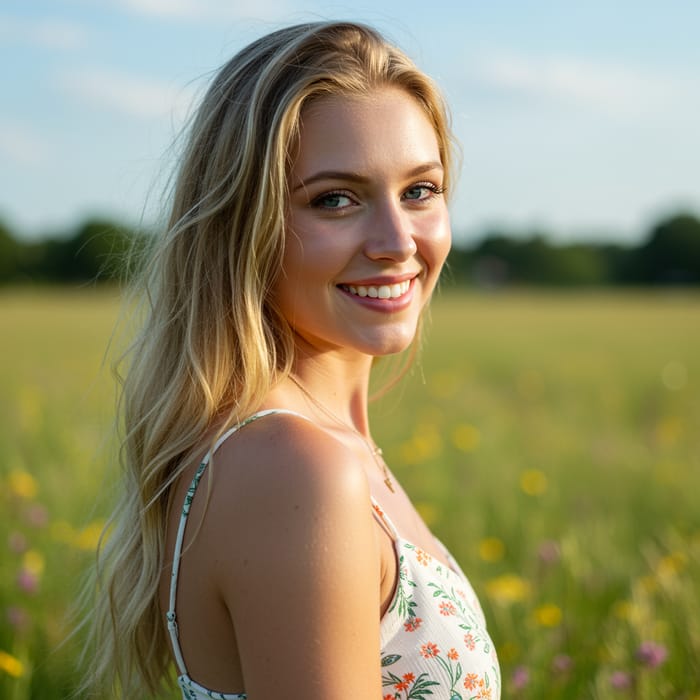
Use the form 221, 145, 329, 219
1, 286, 699, 698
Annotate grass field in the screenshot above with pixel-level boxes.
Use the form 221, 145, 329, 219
1, 286, 699, 699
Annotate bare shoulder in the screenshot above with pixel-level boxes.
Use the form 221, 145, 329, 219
203, 411, 376, 579
202, 412, 382, 697
209, 411, 370, 515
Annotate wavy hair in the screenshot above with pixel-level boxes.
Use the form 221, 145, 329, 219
80, 20, 455, 697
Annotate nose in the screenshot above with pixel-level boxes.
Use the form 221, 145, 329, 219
363, 199, 418, 262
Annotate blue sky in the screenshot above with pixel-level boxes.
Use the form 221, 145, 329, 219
2, 0, 699, 244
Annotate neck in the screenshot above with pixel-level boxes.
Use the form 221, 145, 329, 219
289, 354, 372, 435
278, 349, 396, 494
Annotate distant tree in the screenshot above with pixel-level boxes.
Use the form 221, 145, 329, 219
65, 218, 138, 281
28, 218, 139, 282
634, 213, 700, 284
3, 209, 698, 287
468, 232, 520, 287
464, 233, 609, 286
0, 219, 20, 282
594, 242, 637, 285
442, 246, 473, 286
552, 244, 610, 286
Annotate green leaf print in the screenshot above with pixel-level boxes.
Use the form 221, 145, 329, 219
388, 554, 419, 621
406, 673, 441, 699
382, 653, 402, 667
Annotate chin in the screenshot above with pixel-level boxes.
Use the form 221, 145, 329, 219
358, 326, 420, 357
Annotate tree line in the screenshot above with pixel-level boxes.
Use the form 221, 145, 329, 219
1, 211, 699, 287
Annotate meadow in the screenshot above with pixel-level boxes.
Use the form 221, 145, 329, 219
0, 286, 698, 699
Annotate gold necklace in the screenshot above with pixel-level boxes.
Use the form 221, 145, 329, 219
289, 375, 395, 493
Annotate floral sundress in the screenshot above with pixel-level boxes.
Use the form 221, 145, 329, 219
167, 410, 500, 699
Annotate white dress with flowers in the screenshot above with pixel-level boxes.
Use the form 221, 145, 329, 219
167, 410, 501, 700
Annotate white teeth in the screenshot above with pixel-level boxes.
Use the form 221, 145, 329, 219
341, 280, 411, 299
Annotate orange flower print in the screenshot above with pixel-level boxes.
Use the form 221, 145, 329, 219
439, 601, 456, 616
464, 673, 479, 690
464, 633, 476, 650
403, 617, 423, 632
403, 673, 415, 683
457, 588, 467, 600
477, 684, 492, 699
415, 548, 433, 566
394, 680, 410, 691
384, 695, 394, 700
373, 503, 384, 518
420, 642, 439, 658
447, 648, 459, 661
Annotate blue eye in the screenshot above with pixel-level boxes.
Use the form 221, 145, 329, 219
404, 186, 428, 201
403, 183, 444, 201
312, 192, 354, 210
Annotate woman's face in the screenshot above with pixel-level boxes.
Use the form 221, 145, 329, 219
277, 86, 451, 359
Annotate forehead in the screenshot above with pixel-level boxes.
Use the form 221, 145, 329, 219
291, 87, 442, 179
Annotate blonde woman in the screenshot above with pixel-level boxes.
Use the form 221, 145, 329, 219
84, 21, 500, 699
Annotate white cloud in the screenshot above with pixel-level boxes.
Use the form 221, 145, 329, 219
57, 67, 197, 121
471, 52, 694, 119
0, 15, 87, 50
114, 0, 291, 22
0, 120, 49, 165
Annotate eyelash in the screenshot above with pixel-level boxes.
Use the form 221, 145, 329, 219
406, 182, 446, 201
310, 182, 446, 211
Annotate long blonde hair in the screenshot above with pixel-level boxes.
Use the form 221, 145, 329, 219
82, 20, 455, 697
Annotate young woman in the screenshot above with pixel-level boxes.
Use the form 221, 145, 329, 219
84, 21, 500, 699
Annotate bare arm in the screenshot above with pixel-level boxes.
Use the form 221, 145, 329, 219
207, 415, 383, 699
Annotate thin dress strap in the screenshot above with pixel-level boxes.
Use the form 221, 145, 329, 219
166, 409, 310, 678
370, 495, 400, 541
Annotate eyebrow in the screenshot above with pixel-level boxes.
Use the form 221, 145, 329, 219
293, 161, 444, 192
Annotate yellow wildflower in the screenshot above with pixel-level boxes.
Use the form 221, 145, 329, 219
400, 424, 443, 464
637, 575, 657, 594
451, 424, 481, 453
73, 520, 106, 551
654, 416, 682, 447
656, 552, 687, 580
22, 550, 45, 576
520, 469, 548, 496
533, 603, 562, 627
0, 650, 24, 678
478, 537, 505, 563
612, 600, 633, 620
8, 470, 38, 500
486, 574, 531, 604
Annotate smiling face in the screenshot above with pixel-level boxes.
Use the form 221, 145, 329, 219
276, 87, 451, 359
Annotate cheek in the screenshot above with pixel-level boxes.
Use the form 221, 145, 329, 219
282, 221, 356, 282
421, 209, 452, 270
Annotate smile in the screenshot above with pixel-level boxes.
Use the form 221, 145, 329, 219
338, 280, 411, 299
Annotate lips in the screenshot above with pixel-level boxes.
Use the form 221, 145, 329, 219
338, 280, 411, 299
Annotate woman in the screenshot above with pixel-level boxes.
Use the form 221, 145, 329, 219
84, 21, 500, 699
